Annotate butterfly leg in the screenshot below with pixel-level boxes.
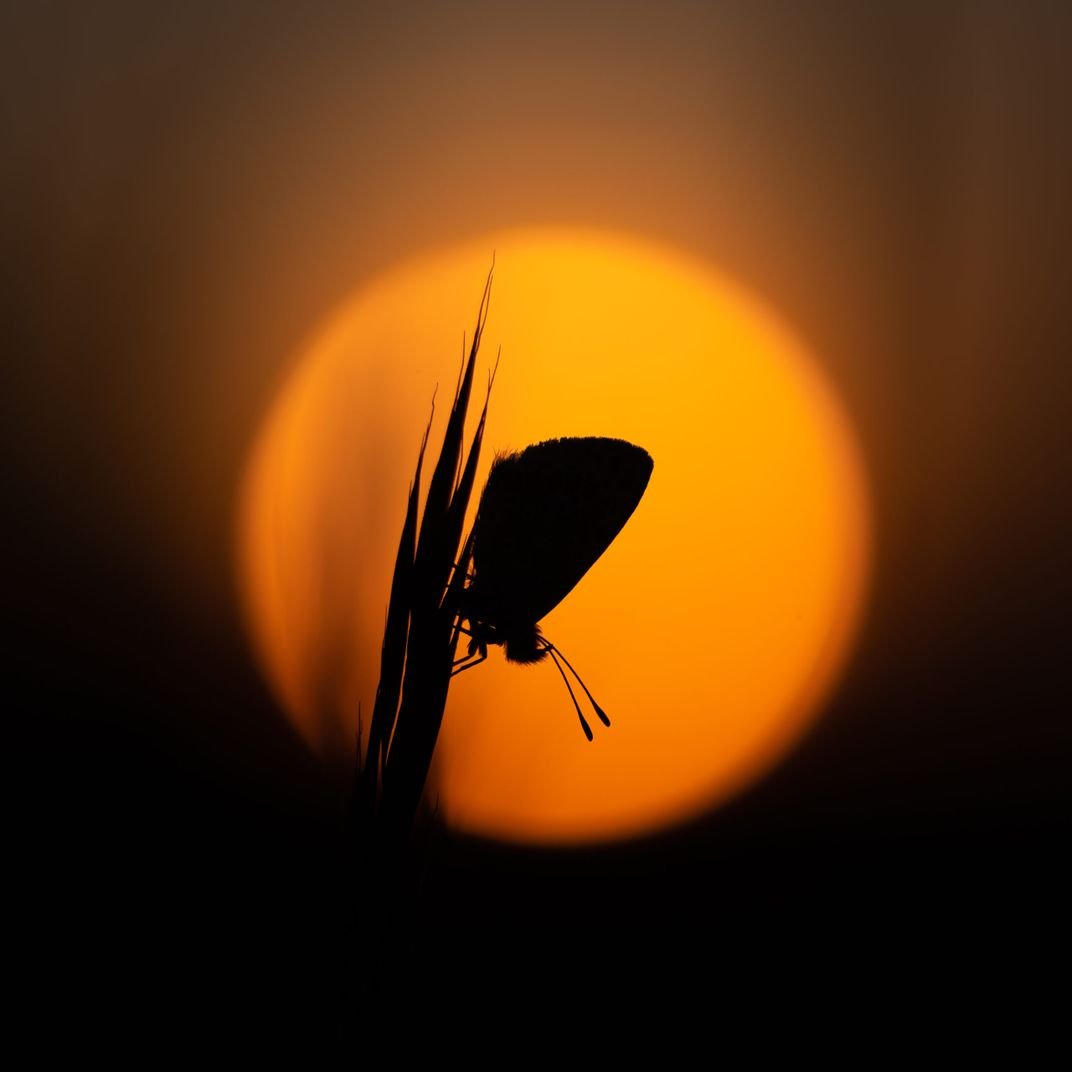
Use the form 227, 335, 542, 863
451, 649, 487, 677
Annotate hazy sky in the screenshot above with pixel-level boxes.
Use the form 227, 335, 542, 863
8, 4, 1070, 1046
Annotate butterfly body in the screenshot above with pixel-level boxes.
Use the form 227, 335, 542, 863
463, 620, 548, 665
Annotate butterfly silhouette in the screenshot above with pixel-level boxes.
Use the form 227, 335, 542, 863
453, 436, 653, 739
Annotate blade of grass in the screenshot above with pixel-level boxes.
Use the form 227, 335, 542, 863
353, 409, 431, 830
412, 267, 491, 605
440, 368, 493, 603
379, 268, 493, 839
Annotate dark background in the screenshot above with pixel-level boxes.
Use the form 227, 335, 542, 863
7, 1, 1068, 1045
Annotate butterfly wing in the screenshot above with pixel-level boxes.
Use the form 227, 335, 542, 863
469, 437, 653, 631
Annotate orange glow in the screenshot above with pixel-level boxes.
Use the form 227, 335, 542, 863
238, 229, 871, 843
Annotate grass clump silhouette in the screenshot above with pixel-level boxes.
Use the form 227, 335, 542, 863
350, 268, 494, 871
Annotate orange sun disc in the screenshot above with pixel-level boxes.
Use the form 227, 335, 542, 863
237, 228, 871, 845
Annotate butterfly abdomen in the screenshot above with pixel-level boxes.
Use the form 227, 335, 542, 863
502, 623, 548, 664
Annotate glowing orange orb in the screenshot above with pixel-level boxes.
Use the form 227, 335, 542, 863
238, 229, 870, 844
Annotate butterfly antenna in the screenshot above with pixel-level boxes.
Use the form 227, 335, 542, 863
544, 642, 611, 728
545, 647, 594, 742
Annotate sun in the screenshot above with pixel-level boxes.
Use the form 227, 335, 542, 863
237, 228, 871, 844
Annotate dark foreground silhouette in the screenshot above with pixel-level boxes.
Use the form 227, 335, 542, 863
353, 275, 652, 855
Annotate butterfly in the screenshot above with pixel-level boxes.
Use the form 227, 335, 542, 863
452, 436, 653, 739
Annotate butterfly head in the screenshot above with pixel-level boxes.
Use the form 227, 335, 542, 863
457, 609, 609, 742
